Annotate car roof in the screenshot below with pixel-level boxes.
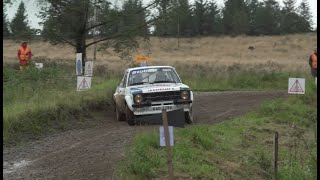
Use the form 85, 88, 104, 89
126, 66, 174, 72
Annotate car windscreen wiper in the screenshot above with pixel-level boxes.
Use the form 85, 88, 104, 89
130, 82, 150, 86
151, 80, 176, 84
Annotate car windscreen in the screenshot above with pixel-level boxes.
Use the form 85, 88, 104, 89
128, 68, 181, 86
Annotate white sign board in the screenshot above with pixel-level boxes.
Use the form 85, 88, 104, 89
35, 63, 43, 69
77, 76, 91, 91
84, 61, 93, 76
140, 61, 146, 67
160, 126, 174, 147
288, 78, 305, 94
76, 53, 83, 75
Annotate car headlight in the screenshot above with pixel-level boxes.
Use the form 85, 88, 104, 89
134, 94, 143, 104
181, 91, 189, 100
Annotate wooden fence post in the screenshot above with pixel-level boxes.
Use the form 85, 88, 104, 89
162, 109, 174, 180
315, 123, 317, 144
274, 131, 279, 180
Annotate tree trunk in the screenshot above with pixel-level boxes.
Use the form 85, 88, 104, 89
75, 0, 89, 75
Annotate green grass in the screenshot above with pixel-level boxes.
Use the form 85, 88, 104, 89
176, 62, 305, 91
3, 61, 119, 143
117, 75, 317, 179
3, 59, 315, 147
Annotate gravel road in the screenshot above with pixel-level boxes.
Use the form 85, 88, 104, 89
3, 91, 287, 180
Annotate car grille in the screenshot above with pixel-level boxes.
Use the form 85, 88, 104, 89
143, 91, 182, 102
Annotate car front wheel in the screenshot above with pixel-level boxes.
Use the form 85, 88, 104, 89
126, 104, 135, 126
185, 106, 193, 124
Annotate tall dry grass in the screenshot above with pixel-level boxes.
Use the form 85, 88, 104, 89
3, 34, 317, 144
3, 33, 316, 71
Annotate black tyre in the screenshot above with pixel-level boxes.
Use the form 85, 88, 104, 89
126, 105, 135, 126
115, 105, 125, 121
185, 106, 193, 124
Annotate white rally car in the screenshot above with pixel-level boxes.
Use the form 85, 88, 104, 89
113, 66, 193, 126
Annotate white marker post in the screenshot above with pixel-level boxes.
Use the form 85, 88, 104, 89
140, 61, 147, 67
76, 53, 83, 76
160, 126, 174, 146
35, 63, 43, 69
288, 78, 305, 94
84, 61, 93, 76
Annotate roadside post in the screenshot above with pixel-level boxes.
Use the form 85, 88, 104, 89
76, 53, 83, 76
161, 109, 174, 180
84, 61, 93, 77
140, 61, 147, 67
287, 77, 305, 128
286, 78, 306, 177
35, 63, 43, 69
315, 124, 317, 145
133, 108, 184, 179
274, 131, 279, 180
76, 53, 92, 91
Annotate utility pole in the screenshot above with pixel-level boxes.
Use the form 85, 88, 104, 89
93, 0, 97, 61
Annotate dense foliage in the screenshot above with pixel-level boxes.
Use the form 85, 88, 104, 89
3, 5, 10, 38
3, 0, 314, 39
2, 0, 315, 58
9, 1, 35, 40
153, 0, 314, 36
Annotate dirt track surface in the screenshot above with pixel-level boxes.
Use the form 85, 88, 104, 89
3, 91, 287, 179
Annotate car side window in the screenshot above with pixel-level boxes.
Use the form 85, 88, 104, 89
119, 73, 126, 88
119, 78, 124, 88
122, 73, 128, 87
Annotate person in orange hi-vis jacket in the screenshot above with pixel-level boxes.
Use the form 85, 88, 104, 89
17, 41, 32, 70
309, 47, 317, 85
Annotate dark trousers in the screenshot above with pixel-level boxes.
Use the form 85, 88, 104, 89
311, 68, 317, 77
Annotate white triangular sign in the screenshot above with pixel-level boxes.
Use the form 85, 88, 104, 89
288, 78, 305, 94
77, 76, 91, 91
289, 80, 304, 92
78, 78, 89, 89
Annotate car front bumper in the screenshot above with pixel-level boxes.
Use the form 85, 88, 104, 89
132, 101, 192, 116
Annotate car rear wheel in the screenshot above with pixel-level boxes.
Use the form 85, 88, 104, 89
185, 106, 193, 124
126, 105, 135, 126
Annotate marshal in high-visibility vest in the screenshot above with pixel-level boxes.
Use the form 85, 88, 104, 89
17, 41, 32, 70
309, 48, 317, 78
135, 56, 152, 63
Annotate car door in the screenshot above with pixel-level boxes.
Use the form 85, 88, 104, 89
114, 72, 128, 112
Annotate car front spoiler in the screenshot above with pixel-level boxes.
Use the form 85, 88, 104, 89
132, 100, 192, 108
134, 108, 185, 127
133, 104, 191, 116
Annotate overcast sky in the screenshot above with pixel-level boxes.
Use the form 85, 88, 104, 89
6, 0, 317, 30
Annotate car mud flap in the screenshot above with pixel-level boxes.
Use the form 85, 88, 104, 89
135, 108, 185, 128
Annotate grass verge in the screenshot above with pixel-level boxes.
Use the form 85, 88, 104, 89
3, 60, 314, 147
175, 62, 305, 91
117, 76, 317, 179
3, 61, 119, 144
